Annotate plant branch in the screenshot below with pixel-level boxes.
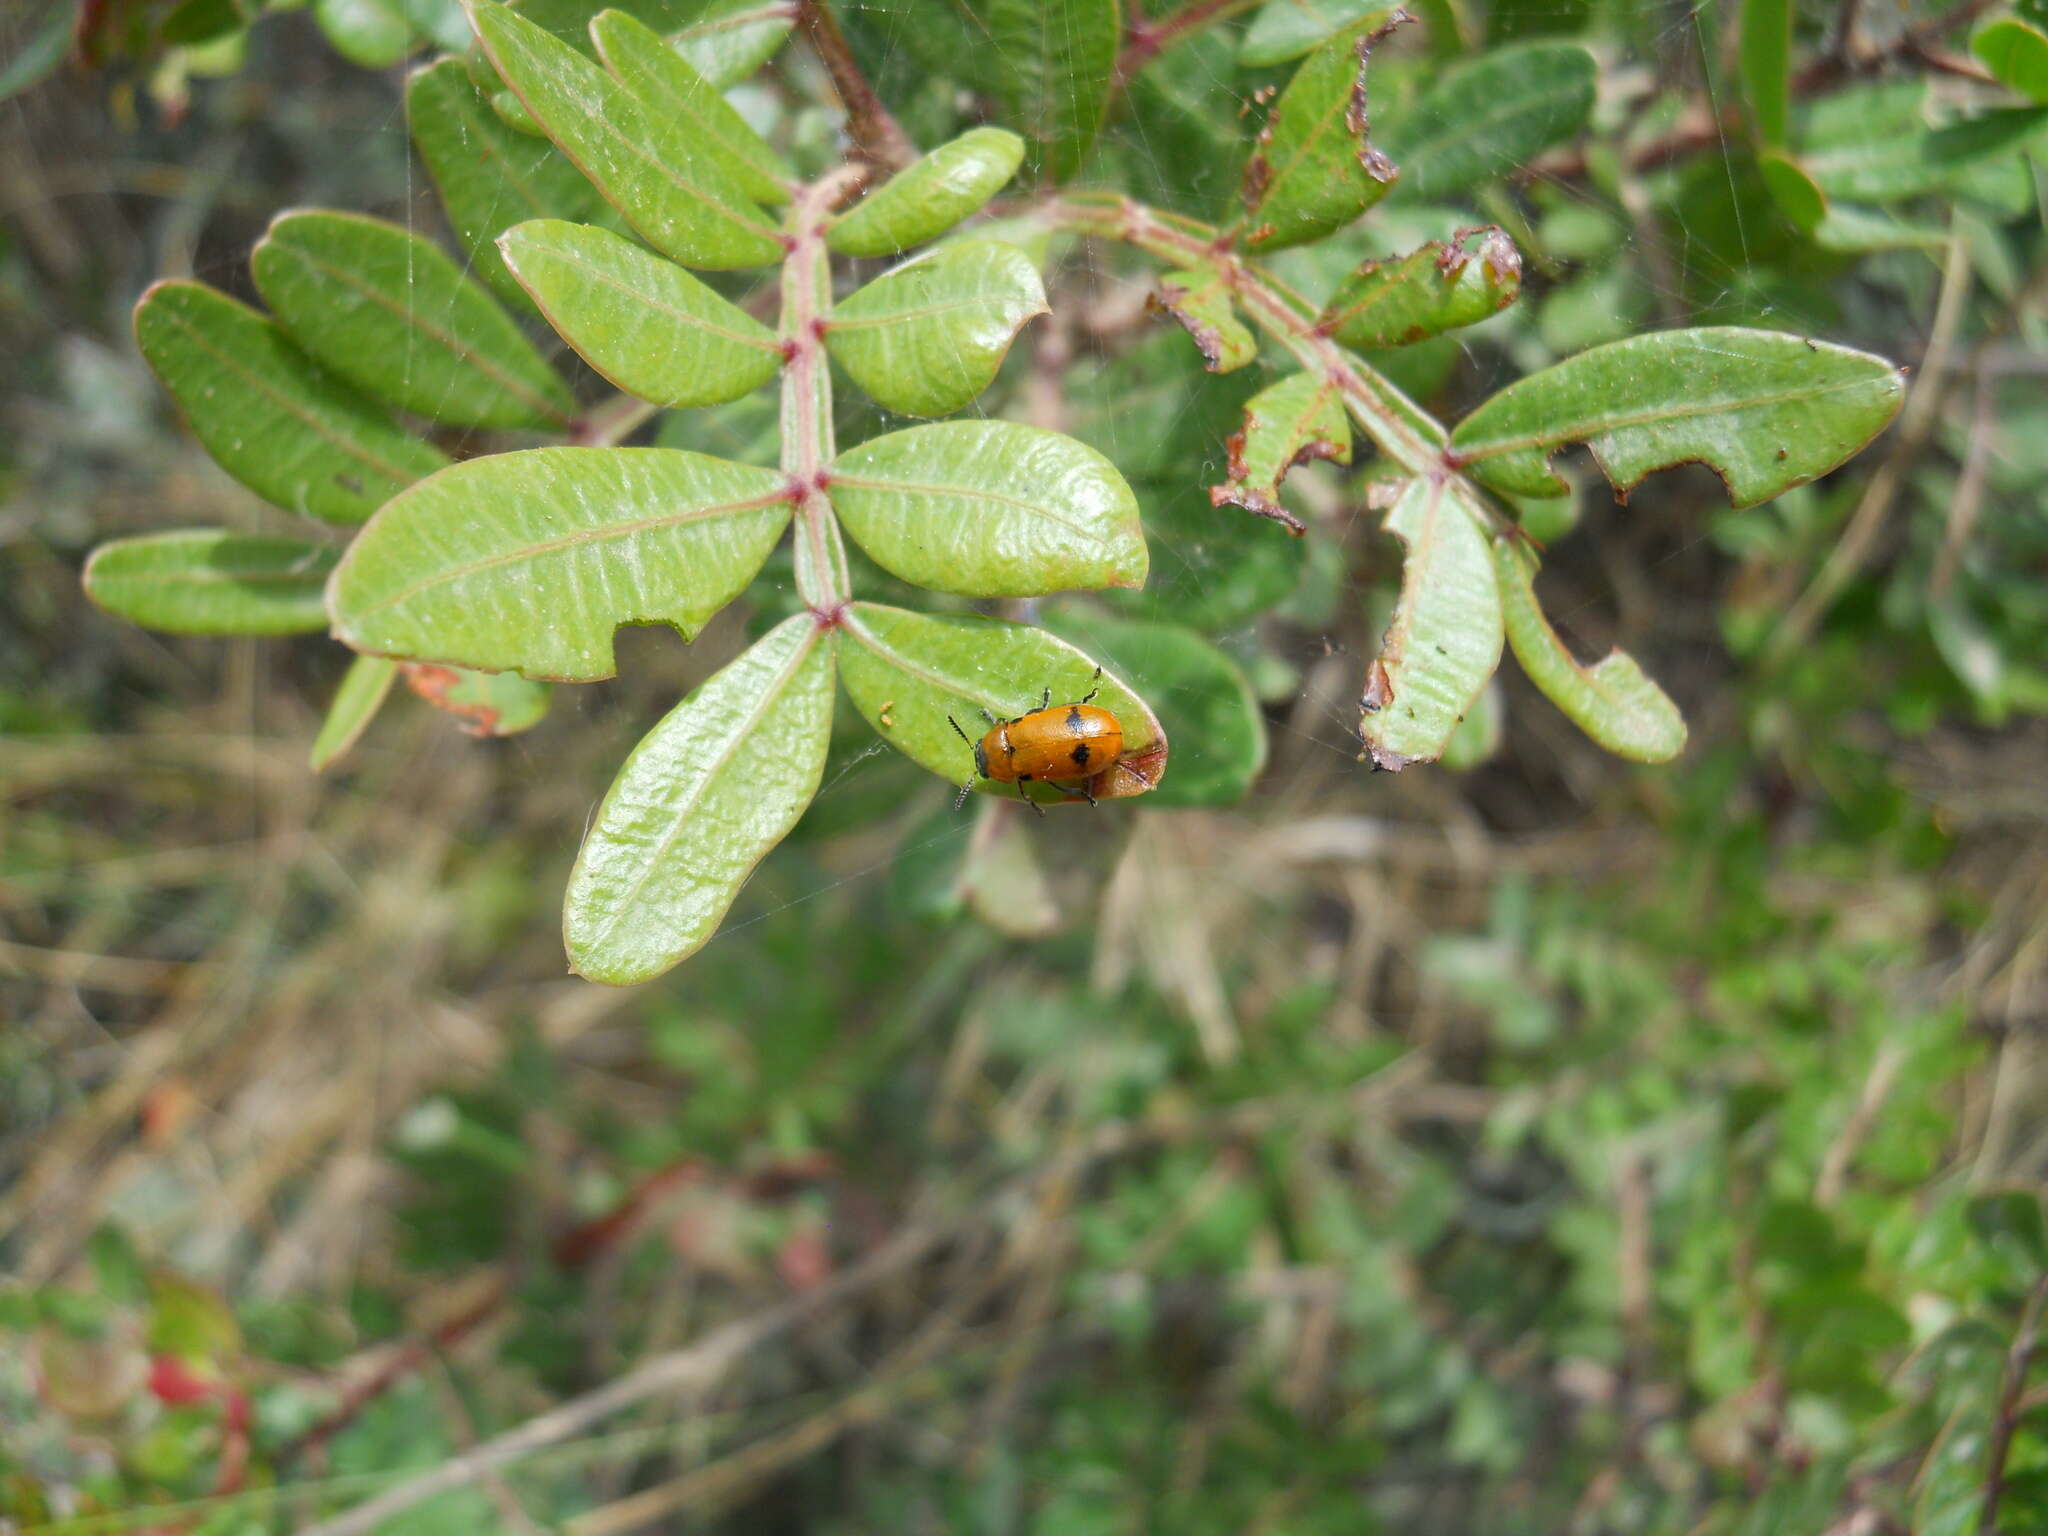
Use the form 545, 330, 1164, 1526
1980, 1273, 2048, 1535
795, 0, 917, 173
1115, 0, 1262, 85
782, 166, 865, 618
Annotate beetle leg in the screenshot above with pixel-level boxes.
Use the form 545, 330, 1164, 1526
1016, 777, 1045, 818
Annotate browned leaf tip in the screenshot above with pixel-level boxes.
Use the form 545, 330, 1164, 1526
1347, 11, 1410, 184
1150, 277, 1239, 373
401, 663, 500, 738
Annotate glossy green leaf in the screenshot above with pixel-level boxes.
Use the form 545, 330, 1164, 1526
1240, 0, 1402, 66
1492, 536, 1686, 763
83, 530, 337, 636
1448, 327, 1905, 508
1739, 0, 1791, 147
471, 1, 783, 269
1208, 371, 1349, 533
590, 9, 791, 206
1974, 20, 2048, 103
252, 210, 575, 430
1042, 607, 1264, 808
313, 0, 414, 67
1758, 149, 1827, 233
134, 281, 448, 525
987, 0, 1120, 183
399, 661, 553, 736
1379, 41, 1596, 201
826, 421, 1147, 597
1320, 225, 1522, 349
825, 128, 1027, 258
330, 446, 791, 679
1803, 107, 2048, 203
310, 654, 399, 771
1358, 479, 1502, 771
406, 58, 609, 313
499, 219, 780, 407
670, 0, 794, 87
824, 241, 1048, 418
565, 615, 834, 984
1239, 15, 1400, 253
1154, 265, 1257, 374
837, 602, 1166, 804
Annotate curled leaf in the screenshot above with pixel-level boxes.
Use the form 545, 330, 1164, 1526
1208, 371, 1350, 533
1318, 225, 1522, 349
1491, 535, 1686, 763
1153, 265, 1257, 373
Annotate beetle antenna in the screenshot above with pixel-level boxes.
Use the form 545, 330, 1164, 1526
1080, 665, 1101, 705
953, 781, 974, 811
948, 714, 973, 745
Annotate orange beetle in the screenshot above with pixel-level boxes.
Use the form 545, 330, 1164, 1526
949, 669, 1123, 814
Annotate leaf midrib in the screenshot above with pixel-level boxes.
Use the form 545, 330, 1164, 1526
509, 236, 779, 352
827, 471, 1117, 550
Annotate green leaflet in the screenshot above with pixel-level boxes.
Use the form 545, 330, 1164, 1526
1802, 106, 2048, 202
824, 241, 1048, 418
565, 614, 834, 984
1739, 0, 1792, 148
1240, 0, 1403, 66
252, 210, 575, 430
329, 446, 791, 680
1042, 607, 1265, 808
310, 653, 399, 770
1974, 20, 2048, 103
471, 1, 784, 270
1446, 327, 1905, 508
398, 661, 553, 736
825, 128, 1028, 258
671, 0, 794, 87
986, 0, 1120, 183
83, 530, 338, 636
1154, 265, 1257, 373
1208, 371, 1350, 533
1320, 226, 1523, 349
313, 0, 413, 66
1492, 537, 1685, 763
826, 421, 1148, 598
405, 58, 609, 313
837, 602, 1166, 804
1239, 14, 1400, 253
1379, 41, 1597, 201
499, 219, 781, 407
134, 281, 448, 525
1358, 478, 1503, 771
590, 9, 791, 206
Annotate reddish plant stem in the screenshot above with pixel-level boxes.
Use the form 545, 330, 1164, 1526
781, 166, 866, 618
795, 0, 917, 172
1116, 0, 1262, 84
1980, 1273, 2048, 1535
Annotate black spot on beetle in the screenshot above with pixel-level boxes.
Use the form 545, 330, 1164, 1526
1070, 742, 1092, 766
1065, 706, 1083, 730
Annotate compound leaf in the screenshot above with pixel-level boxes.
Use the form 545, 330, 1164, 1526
1320, 225, 1522, 349
1358, 478, 1503, 771
838, 602, 1166, 804
406, 57, 609, 313
472, 0, 783, 269
825, 127, 1027, 257
590, 8, 791, 205
824, 240, 1048, 418
252, 210, 575, 430
310, 653, 399, 770
330, 446, 791, 679
1239, 14, 1401, 253
1447, 327, 1905, 507
1208, 371, 1350, 533
84, 530, 337, 636
827, 421, 1147, 597
987, 0, 1120, 183
565, 614, 834, 984
134, 281, 448, 525
1380, 41, 1596, 200
1240, 0, 1402, 66
1154, 265, 1257, 372
1492, 535, 1686, 763
1042, 606, 1264, 807
499, 219, 781, 407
